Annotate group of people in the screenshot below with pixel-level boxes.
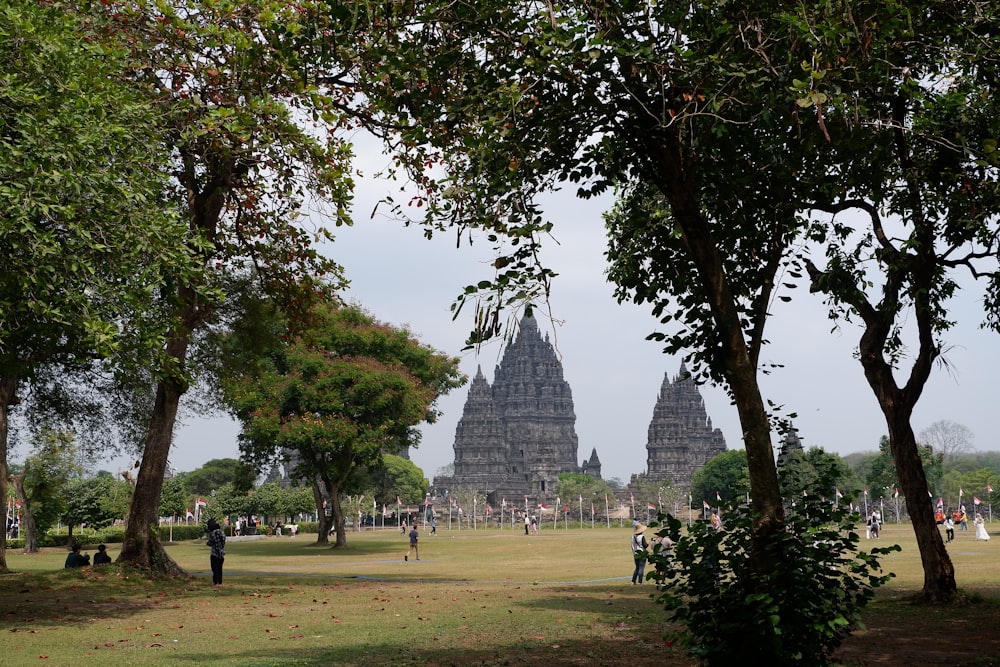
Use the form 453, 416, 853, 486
936, 506, 990, 542
64, 543, 112, 568
630, 520, 675, 585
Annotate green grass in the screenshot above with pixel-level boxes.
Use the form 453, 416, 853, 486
1, 521, 998, 666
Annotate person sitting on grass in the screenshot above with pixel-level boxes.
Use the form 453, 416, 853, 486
64, 543, 90, 568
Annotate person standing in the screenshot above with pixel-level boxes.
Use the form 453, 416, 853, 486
959, 506, 969, 531
945, 516, 955, 542
524, 514, 530, 535
631, 523, 649, 584
405, 525, 419, 561
206, 518, 226, 585
430, 517, 437, 535
974, 513, 991, 542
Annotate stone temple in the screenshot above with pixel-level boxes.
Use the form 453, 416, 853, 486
637, 363, 727, 487
433, 312, 595, 503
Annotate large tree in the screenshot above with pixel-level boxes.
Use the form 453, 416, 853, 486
355, 0, 999, 604
107, 0, 362, 571
224, 302, 464, 548
798, 2, 1000, 601
0, 0, 194, 571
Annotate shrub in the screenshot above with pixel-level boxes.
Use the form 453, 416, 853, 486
647, 491, 899, 666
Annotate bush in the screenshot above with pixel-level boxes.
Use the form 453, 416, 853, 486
648, 492, 899, 666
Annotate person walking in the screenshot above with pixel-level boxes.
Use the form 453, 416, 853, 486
631, 523, 649, 584
524, 514, 530, 535
405, 525, 419, 561
430, 517, 437, 535
945, 516, 955, 542
206, 518, 226, 585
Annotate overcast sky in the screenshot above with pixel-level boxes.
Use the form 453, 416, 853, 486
93, 142, 1000, 487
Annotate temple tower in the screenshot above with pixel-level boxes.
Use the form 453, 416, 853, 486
643, 363, 727, 487
440, 311, 585, 501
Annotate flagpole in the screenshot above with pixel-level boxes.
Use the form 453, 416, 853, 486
604, 495, 610, 528
579, 495, 583, 528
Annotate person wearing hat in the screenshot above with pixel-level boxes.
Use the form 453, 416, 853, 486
93, 544, 112, 565
631, 523, 649, 584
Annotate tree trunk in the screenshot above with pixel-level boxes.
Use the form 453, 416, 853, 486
10, 476, 38, 554
862, 356, 957, 602
0, 376, 15, 572
117, 364, 187, 575
329, 482, 347, 548
650, 141, 786, 571
311, 481, 331, 545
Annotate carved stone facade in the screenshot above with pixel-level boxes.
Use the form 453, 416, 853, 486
435, 312, 592, 502
639, 363, 727, 488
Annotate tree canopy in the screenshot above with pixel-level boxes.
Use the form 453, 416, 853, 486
224, 301, 464, 547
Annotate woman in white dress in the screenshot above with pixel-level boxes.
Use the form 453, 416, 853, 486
974, 513, 991, 541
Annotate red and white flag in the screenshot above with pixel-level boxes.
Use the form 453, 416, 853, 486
974, 496, 982, 506
937, 497, 944, 509
539, 504, 548, 510
647, 503, 656, 510
196, 497, 207, 507
703, 500, 711, 510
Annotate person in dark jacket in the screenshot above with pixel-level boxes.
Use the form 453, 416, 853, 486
206, 518, 226, 585
64, 543, 90, 568
93, 543, 112, 565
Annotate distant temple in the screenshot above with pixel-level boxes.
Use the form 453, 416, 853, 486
636, 363, 727, 488
434, 312, 594, 503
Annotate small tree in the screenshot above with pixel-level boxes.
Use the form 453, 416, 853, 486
225, 301, 464, 547
649, 489, 898, 666
11, 428, 82, 552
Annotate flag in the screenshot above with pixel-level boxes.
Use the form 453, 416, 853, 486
374, 499, 378, 509
502, 498, 506, 508
486, 505, 492, 515
647, 503, 656, 510
196, 497, 207, 507
630, 492, 635, 504
539, 504, 548, 510
716, 491, 721, 501
397, 496, 402, 505
424, 497, 430, 506
864, 487, 868, 495
703, 500, 711, 510
185, 508, 194, 520
974, 496, 982, 506
989, 485, 994, 493
893, 488, 899, 498
959, 487, 964, 499
835, 488, 843, 499
937, 497, 944, 509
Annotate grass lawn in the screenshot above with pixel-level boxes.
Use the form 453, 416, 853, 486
1, 521, 999, 666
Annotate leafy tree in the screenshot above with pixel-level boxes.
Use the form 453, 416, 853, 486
62, 473, 131, 546
181, 459, 255, 497
778, 447, 861, 505
691, 451, 751, 510
158, 477, 188, 522
556, 472, 616, 510
867, 436, 944, 504
357, 0, 1000, 605
0, 0, 194, 571
224, 302, 464, 548
357, 0, 811, 596
109, 0, 359, 572
11, 428, 82, 552
794, 5, 1000, 602
362, 454, 429, 509
650, 488, 898, 666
